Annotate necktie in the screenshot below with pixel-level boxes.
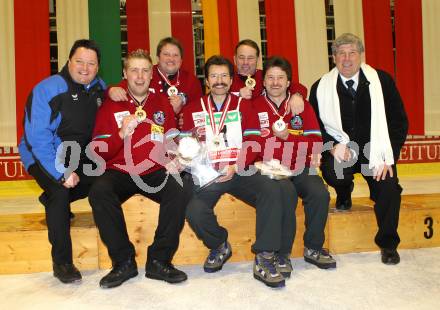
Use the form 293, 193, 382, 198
345, 79, 356, 98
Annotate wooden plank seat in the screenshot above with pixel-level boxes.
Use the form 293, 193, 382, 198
1, 178, 439, 274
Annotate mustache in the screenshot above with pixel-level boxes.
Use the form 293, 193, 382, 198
211, 83, 228, 88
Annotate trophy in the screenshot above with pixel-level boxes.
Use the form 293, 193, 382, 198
172, 132, 222, 189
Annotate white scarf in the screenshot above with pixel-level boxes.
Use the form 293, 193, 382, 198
316, 63, 394, 170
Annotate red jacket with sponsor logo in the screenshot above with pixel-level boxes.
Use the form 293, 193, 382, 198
230, 69, 308, 100
90, 86, 177, 176
181, 93, 263, 168
252, 93, 322, 171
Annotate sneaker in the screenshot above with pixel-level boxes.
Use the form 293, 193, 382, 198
53, 262, 82, 284
145, 259, 187, 283
275, 253, 293, 278
99, 257, 138, 289
203, 241, 232, 273
304, 247, 337, 269
253, 252, 285, 288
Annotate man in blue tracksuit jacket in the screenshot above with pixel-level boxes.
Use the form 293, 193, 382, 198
18, 39, 106, 284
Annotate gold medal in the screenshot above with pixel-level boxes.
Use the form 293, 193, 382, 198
245, 75, 256, 90
135, 106, 147, 122
167, 85, 179, 97
273, 118, 286, 132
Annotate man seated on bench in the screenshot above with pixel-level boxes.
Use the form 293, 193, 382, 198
88, 49, 192, 288
18, 39, 106, 284
253, 56, 336, 272
180, 55, 298, 288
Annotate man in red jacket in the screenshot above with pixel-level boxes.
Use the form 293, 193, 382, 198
108, 37, 203, 115
180, 55, 297, 288
253, 56, 336, 272
231, 39, 306, 115
88, 49, 191, 289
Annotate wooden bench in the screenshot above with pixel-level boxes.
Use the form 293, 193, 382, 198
328, 194, 440, 253
0, 211, 98, 274
1, 179, 440, 274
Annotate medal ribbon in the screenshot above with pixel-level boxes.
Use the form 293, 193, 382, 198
157, 67, 180, 88
263, 92, 291, 120
202, 95, 232, 136
127, 89, 150, 110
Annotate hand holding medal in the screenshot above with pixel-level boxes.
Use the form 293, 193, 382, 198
167, 85, 179, 97
272, 118, 289, 140
135, 106, 147, 122
245, 75, 256, 90
119, 115, 139, 138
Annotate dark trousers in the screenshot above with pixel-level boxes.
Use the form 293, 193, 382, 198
321, 152, 402, 249
185, 172, 298, 253
28, 164, 95, 264
289, 168, 330, 251
88, 169, 192, 264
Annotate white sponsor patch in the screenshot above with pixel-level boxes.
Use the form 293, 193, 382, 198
192, 111, 206, 127
114, 111, 131, 128
258, 112, 269, 128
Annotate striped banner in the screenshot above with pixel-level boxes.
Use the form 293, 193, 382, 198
89, 0, 122, 85
236, 0, 261, 51
395, 0, 424, 135
0, 0, 16, 146
264, 0, 300, 82
14, 0, 51, 146
202, 0, 261, 64
294, 0, 329, 91
126, 0, 195, 73
333, 0, 364, 46
217, 0, 239, 62
2, 0, 440, 154
422, 0, 439, 135
170, 0, 196, 73
127, 0, 150, 53
202, 0, 220, 59
148, 0, 172, 64
362, 0, 394, 76
56, 0, 89, 70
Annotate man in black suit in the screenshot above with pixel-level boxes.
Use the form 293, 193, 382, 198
309, 33, 408, 265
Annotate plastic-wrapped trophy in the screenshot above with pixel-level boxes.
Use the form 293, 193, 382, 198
174, 130, 221, 189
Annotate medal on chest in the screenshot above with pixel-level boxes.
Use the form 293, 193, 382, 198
135, 106, 147, 122
128, 91, 150, 123
158, 67, 180, 96
273, 117, 287, 131
167, 85, 179, 97
202, 95, 232, 150
264, 92, 291, 133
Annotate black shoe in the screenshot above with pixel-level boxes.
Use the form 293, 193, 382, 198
53, 263, 82, 284
335, 196, 352, 211
381, 248, 400, 265
99, 258, 138, 289
39, 193, 75, 220
145, 259, 187, 283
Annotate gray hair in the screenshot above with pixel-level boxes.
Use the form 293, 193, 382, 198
331, 33, 365, 55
